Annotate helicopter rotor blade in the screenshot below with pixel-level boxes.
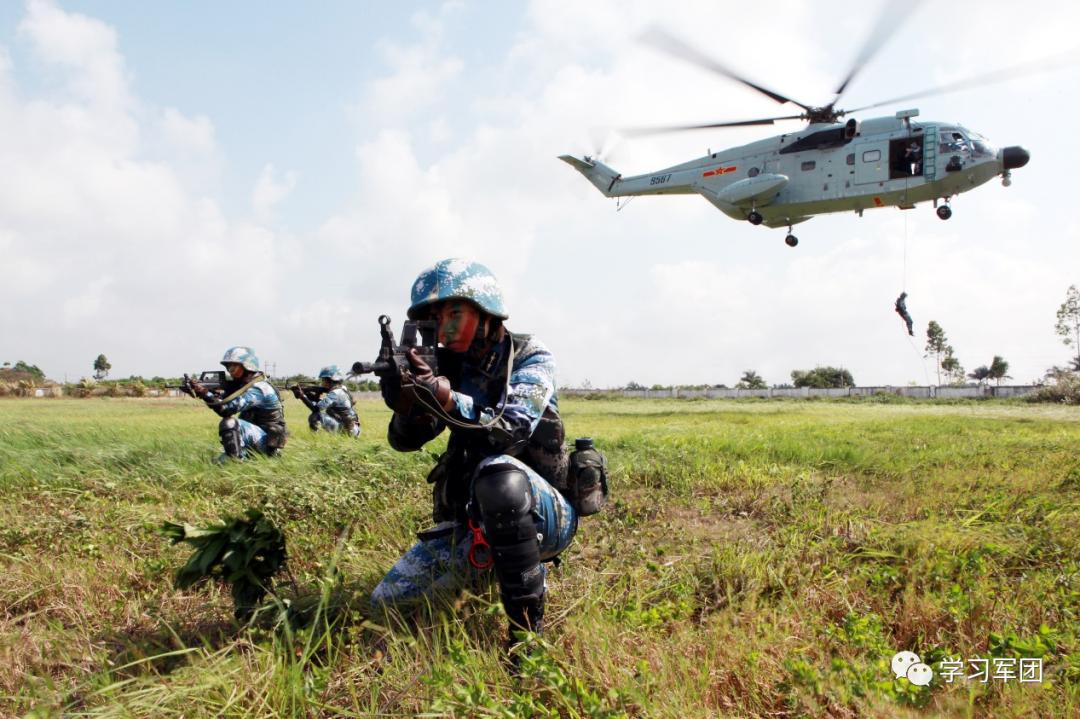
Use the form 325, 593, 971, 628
845, 49, 1080, 115
640, 27, 812, 111
582, 125, 632, 165
623, 115, 804, 137
834, 0, 926, 100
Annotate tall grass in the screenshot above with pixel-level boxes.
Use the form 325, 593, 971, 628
2, 396, 1079, 717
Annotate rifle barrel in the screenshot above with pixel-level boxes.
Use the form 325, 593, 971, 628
352, 360, 392, 375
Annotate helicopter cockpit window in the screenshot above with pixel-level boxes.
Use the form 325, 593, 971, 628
961, 128, 997, 159
748, 167, 760, 177
862, 150, 881, 163
938, 129, 971, 155
801, 161, 816, 171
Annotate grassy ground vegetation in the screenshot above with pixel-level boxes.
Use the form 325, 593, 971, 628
2, 395, 1080, 717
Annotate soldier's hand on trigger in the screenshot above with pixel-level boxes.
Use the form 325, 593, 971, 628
405, 348, 453, 411
379, 372, 408, 414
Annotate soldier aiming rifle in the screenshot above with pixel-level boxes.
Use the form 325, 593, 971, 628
292, 365, 360, 437
184, 347, 289, 463
360, 259, 606, 666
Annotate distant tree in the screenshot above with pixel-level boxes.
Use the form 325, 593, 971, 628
941, 352, 965, 386
772, 383, 795, 389
93, 354, 112, 381
625, 381, 645, 390
712, 384, 729, 389
1056, 285, 1080, 368
737, 370, 767, 389
968, 366, 991, 385
924, 321, 953, 386
988, 355, 1011, 386
11, 360, 44, 380
791, 366, 855, 388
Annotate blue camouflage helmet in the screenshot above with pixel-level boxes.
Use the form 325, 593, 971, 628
408, 258, 508, 320
318, 365, 343, 382
220, 346, 260, 373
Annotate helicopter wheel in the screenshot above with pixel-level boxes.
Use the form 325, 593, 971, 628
936, 205, 952, 220
785, 234, 798, 247
747, 211, 764, 225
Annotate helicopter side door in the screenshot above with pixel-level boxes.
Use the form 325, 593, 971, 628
854, 141, 889, 185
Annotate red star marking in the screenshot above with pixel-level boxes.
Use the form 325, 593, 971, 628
701, 165, 738, 178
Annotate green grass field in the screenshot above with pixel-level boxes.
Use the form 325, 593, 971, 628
2, 396, 1080, 718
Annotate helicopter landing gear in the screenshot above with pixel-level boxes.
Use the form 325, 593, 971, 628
1002, 171, 1012, 187
747, 211, 763, 225
785, 234, 798, 247
936, 204, 952, 220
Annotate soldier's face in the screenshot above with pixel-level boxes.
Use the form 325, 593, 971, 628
225, 363, 245, 379
434, 301, 482, 353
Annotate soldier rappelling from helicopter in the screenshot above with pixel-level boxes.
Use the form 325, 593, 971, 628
895, 292, 914, 336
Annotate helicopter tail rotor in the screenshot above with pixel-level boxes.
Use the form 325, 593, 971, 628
571, 125, 632, 167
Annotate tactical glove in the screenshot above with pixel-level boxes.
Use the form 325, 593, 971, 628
380, 372, 409, 413
188, 379, 212, 400
404, 348, 453, 411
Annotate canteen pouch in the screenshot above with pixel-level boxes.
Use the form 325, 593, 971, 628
567, 438, 609, 516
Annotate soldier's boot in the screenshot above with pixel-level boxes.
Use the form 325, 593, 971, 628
218, 417, 245, 461
308, 412, 322, 432
472, 463, 546, 649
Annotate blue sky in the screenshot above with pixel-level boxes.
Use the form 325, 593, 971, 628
2, 0, 1079, 388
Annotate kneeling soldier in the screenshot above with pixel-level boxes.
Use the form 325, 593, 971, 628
189, 346, 289, 463
370, 259, 577, 659
293, 365, 361, 437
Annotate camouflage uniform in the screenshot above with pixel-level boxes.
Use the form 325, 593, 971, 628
311, 386, 361, 437
197, 347, 289, 463
371, 260, 576, 640
300, 366, 361, 437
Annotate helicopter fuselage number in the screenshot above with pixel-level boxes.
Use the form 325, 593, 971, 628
650, 174, 673, 186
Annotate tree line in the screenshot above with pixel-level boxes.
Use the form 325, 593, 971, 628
8, 285, 1080, 394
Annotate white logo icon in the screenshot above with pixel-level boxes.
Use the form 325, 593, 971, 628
907, 662, 933, 686
891, 651, 934, 685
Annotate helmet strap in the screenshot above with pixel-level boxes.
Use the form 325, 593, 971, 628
466, 316, 503, 362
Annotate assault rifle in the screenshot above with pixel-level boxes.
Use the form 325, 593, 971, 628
351, 315, 439, 379
168, 371, 229, 398
288, 383, 331, 402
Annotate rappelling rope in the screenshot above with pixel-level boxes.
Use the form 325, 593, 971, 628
903, 210, 908, 291
900, 211, 931, 386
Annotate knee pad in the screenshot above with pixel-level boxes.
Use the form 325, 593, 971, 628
308, 412, 321, 431
473, 464, 544, 628
474, 462, 533, 517
218, 417, 243, 458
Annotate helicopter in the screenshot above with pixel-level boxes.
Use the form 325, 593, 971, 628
560, 19, 1043, 247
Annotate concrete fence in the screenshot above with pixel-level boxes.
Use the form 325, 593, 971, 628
559, 385, 1038, 400
10, 386, 1039, 401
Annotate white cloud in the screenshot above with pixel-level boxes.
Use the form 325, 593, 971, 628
3, 0, 1080, 387
252, 163, 298, 222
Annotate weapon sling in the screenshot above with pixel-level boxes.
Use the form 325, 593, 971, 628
405, 336, 516, 435
201, 373, 266, 405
